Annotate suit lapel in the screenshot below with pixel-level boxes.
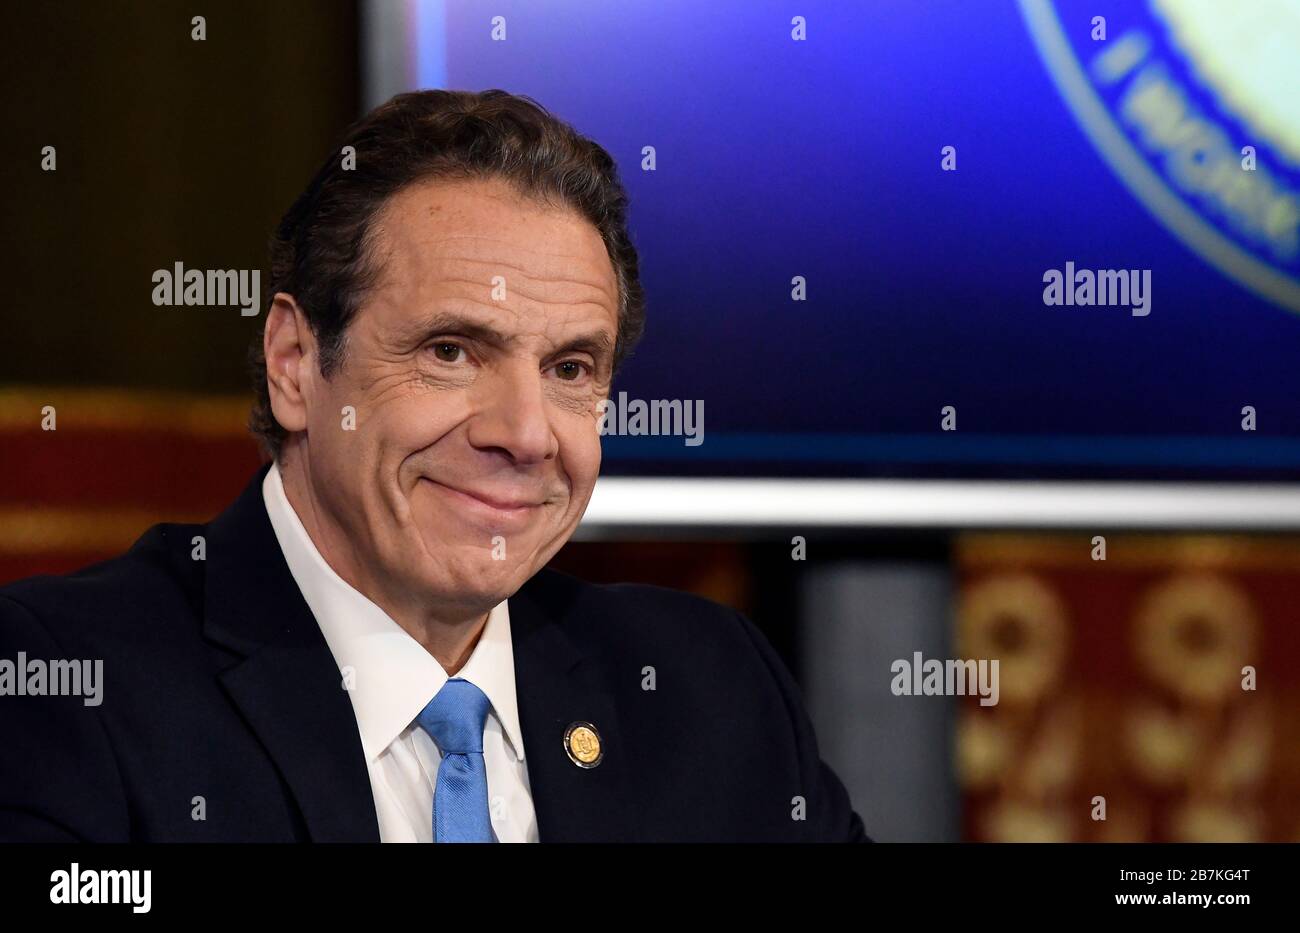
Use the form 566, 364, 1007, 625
202, 464, 381, 842
509, 576, 641, 843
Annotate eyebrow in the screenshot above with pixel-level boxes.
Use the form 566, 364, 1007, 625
402, 311, 616, 360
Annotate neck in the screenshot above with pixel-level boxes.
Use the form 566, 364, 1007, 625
275, 443, 491, 674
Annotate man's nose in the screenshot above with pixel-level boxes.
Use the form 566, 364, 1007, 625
466, 363, 558, 464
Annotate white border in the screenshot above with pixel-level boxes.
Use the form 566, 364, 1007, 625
578, 478, 1300, 531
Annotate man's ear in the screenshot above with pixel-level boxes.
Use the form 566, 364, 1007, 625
264, 293, 316, 437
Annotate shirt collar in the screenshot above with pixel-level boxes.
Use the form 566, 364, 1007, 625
260, 461, 526, 764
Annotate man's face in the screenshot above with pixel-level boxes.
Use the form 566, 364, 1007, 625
286, 176, 618, 615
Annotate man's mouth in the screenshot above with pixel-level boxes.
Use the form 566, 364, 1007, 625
421, 478, 551, 527
446, 485, 545, 511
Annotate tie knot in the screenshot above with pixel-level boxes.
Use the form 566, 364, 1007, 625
416, 678, 492, 755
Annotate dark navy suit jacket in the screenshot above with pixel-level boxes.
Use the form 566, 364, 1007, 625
0, 465, 868, 842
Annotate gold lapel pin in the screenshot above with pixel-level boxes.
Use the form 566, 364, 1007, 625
563, 721, 603, 768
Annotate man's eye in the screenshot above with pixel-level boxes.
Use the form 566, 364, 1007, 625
555, 360, 587, 381
431, 343, 463, 363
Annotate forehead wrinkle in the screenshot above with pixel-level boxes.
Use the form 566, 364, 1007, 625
371, 186, 618, 293
417, 231, 606, 267
409, 250, 617, 306
392, 259, 618, 322
365, 188, 619, 342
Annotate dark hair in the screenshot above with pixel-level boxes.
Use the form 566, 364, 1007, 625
248, 88, 645, 458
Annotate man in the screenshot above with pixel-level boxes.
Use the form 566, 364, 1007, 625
0, 89, 868, 842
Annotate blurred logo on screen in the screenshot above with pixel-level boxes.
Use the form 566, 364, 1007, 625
1020, 0, 1300, 314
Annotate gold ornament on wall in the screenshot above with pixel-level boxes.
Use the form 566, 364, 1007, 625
1132, 575, 1257, 704
958, 573, 1068, 706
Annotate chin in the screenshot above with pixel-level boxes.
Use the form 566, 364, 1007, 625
416, 553, 534, 607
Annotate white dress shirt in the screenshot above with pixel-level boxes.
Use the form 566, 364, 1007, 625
261, 462, 538, 842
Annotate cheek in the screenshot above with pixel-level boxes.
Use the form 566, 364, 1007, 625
355, 386, 469, 459
386, 396, 461, 448
558, 418, 603, 501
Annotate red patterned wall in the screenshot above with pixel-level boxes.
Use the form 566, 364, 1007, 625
957, 535, 1300, 842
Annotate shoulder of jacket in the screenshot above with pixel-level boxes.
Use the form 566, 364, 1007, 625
0, 521, 208, 637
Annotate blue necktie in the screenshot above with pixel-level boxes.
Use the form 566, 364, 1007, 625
415, 678, 495, 843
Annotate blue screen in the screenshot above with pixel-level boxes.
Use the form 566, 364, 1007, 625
422, 0, 1300, 479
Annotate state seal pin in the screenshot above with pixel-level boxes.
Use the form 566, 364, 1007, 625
563, 721, 603, 768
